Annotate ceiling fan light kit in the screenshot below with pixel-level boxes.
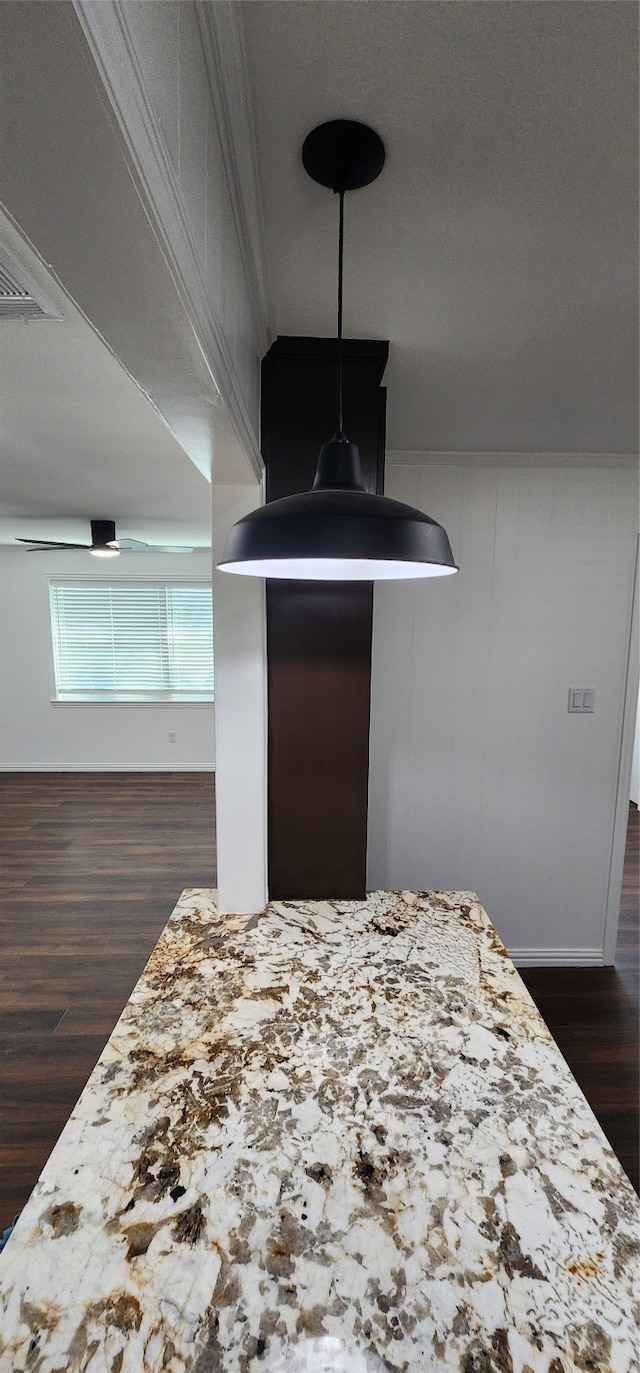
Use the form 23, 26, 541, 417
88, 519, 119, 557
16, 518, 195, 555
219, 119, 457, 583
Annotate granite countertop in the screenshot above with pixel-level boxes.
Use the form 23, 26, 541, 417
0, 889, 638, 1372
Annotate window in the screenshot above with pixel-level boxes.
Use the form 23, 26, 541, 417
49, 582, 214, 701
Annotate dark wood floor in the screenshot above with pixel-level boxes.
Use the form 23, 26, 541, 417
0, 773, 216, 1222
0, 775, 637, 1224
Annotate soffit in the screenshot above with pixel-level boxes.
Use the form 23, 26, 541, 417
0, 218, 212, 545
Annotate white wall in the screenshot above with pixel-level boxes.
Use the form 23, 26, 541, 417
212, 486, 268, 915
368, 460, 638, 962
0, 549, 214, 771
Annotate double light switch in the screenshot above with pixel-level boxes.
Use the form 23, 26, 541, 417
568, 687, 596, 713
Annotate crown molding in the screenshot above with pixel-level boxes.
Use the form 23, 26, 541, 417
387, 450, 639, 468
196, 0, 274, 357
73, 0, 263, 483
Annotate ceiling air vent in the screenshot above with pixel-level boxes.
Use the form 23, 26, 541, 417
0, 261, 60, 321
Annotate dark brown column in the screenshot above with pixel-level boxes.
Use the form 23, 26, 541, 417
262, 336, 388, 900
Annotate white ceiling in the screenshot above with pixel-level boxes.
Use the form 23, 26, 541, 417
241, 0, 638, 454
1, 0, 635, 549
0, 215, 212, 546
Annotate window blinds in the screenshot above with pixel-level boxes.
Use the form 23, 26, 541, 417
49, 582, 214, 700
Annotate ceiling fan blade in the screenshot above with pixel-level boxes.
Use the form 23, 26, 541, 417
118, 543, 197, 553
16, 539, 91, 549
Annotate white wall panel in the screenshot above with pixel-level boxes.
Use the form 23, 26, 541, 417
0, 550, 214, 772
368, 462, 638, 961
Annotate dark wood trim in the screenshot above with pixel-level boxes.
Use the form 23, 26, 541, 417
266, 581, 374, 898
262, 336, 388, 899
265, 336, 390, 364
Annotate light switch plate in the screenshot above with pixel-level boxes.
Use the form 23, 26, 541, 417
568, 687, 595, 713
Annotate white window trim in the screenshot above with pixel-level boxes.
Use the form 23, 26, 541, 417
50, 698, 215, 707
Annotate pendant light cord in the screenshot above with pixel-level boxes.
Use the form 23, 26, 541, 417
336, 188, 345, 437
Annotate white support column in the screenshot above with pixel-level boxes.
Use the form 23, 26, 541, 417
212, 484, 268, 914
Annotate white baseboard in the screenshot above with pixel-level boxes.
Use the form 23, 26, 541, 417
508, 947, 604, 967
0, 764, 215, 772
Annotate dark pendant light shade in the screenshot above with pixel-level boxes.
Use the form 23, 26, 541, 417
219, 435, 457, 580
218, 121, 458, 582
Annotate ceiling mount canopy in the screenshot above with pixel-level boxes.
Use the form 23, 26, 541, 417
301, 118, 386, 193
218, 118, 458, 581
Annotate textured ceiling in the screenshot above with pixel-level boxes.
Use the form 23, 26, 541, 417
242, 0, 638, 454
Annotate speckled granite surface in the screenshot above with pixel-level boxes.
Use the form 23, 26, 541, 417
0, 889, 638, 1373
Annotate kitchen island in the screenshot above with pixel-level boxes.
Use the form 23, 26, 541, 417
0, 889, 637, 1372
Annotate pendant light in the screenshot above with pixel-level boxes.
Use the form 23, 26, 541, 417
218, 120, 458, 581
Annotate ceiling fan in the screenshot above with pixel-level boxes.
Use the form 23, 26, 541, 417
16, 519, 196, 556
